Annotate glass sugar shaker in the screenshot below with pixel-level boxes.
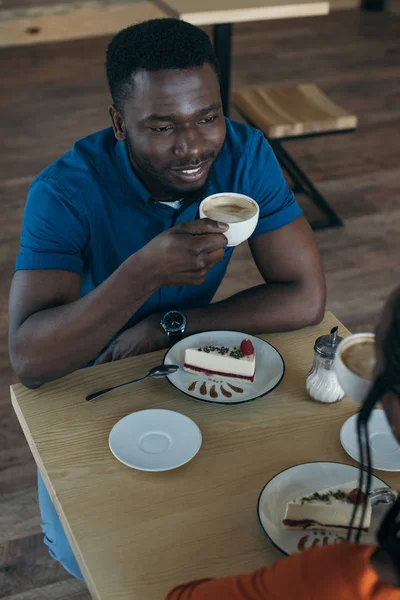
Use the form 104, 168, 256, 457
306, 326, 345, 404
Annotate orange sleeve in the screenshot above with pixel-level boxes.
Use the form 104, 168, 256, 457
165, 543, 399, 600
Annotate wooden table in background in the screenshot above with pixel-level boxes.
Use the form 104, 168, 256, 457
154, 0, 330, 114
0, 2, 168, 49
10, 313, 400, 600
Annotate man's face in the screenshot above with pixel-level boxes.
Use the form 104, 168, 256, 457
110, 64, 226, 201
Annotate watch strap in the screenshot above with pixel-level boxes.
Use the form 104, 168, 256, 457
168, 331, 184, 346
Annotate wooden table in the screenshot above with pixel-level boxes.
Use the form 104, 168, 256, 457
154, 0, 330, 115
11, 312, 400, 600
1, 2, 168, 49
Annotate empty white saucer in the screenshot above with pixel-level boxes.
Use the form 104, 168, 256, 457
340, 409, 400, 472
109, 409, 202, 471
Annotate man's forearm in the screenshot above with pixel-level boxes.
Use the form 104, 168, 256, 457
13, 253, 159, 387
185, 281, 325, 336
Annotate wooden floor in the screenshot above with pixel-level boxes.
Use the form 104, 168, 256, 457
1, 10, 400, 598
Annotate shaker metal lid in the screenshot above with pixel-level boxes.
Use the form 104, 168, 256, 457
314, 326, 343, 358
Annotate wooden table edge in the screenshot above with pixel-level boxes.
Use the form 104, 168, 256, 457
152, 0, 330, 26
10, 385, 99, 596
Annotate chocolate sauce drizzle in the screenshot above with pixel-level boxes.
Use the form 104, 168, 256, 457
220, 385, 232, 398
187, 381, 244, 398
297, 534, 345, 552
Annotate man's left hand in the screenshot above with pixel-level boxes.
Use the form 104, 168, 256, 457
94, 313, 168, 364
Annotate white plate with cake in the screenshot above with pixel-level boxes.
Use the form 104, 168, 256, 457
163, 330, 285, 404
257, 461, 393, 555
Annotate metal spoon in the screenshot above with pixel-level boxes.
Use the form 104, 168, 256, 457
369, 487, 398, 505
86, 364, 179, 402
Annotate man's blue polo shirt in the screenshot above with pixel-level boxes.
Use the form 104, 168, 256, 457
16, 119, 302, 360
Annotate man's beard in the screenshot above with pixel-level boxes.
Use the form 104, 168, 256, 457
125, 136, 216, 206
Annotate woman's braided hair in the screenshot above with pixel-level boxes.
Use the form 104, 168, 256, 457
347, 291, 400, 579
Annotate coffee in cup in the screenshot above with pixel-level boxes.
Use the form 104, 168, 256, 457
199, 192, 259, 247
202, 195, 257, 223
335, 333, 376, 405
341, 339, 375, 381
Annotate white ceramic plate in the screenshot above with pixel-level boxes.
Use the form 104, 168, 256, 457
257, 461, 389, 555
340, 409, 400, 472
164, 330, 285, 405
108, 409, 202, 471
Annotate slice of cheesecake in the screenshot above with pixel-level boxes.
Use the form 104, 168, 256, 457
184, 339, 256, 383
282, 481, 372, 532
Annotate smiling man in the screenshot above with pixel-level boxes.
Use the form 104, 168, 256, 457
9, 19, 325, 578
9, 19, 325, 387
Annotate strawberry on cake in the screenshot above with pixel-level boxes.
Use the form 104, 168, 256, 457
184, 339, 256, 383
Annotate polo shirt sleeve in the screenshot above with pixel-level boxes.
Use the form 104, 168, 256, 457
246, 131, 303, 236
15, 177, 88, 275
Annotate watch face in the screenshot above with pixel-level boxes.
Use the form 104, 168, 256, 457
163, 311, 185, 333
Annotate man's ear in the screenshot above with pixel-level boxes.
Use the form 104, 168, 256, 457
109, 105, 125, 142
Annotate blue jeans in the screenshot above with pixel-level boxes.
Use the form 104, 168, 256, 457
37, 470, 84, 579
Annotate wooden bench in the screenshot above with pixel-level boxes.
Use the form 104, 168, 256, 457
234, 83, 358, 230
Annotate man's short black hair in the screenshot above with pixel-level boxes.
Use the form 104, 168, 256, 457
106, 18, 220, 111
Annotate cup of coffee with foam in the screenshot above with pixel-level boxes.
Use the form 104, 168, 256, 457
335, 333, 376, 405
199, 192, 259, 247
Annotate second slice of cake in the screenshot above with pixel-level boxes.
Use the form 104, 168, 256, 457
282, 481, 372, 532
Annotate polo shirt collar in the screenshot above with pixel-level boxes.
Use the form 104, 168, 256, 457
115, 139, 153, 205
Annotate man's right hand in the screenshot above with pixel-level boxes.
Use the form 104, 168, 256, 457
142, 218, 229, 287
8, 219, 228, 387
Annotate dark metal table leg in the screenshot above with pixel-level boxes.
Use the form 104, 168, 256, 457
270, 139, 344, 230
234, 106, 345, 230
213, 23, 232, 117
361, 0, 385, 10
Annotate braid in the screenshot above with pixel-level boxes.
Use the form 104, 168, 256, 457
377, 292, 400, 572
382, 293, 400, 395
347, 291, 400, 569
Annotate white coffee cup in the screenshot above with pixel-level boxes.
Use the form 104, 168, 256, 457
334, 333, 376, 405
199, 192, 259, 247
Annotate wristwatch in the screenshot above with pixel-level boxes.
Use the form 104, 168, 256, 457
160, 309, 187, 346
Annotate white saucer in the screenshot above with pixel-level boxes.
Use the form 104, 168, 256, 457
340, 409, 400, 472
108, 409, 202, 471
257, 461, 389, 555
164, 330, 285, 405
